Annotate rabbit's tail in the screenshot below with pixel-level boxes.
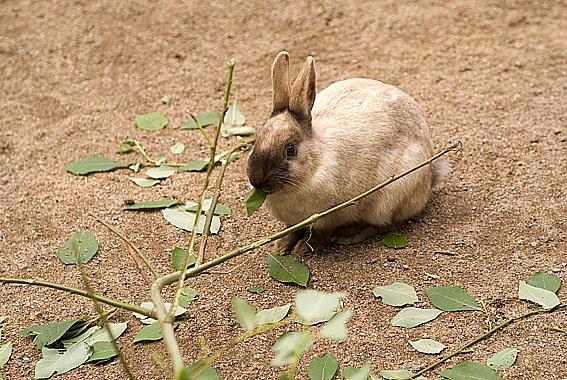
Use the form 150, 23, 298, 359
432, 158, 452, 187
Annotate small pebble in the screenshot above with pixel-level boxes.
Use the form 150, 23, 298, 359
402, 264, 409, 270
530, 241, 538, 247
387, 255, 396, 262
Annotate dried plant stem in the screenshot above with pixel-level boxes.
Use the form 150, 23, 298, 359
90, 213, 158, 279
170, 59, 236, 317
76, 264, 135, 380
130, 140, 184, 167
0, 277, 155, 318
544, 325, 567, 334
187, 112, 213, 148
197, 143, 250, 265
410, 304, 566, 379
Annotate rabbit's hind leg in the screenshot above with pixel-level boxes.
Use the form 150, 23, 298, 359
335, 225, 381, 245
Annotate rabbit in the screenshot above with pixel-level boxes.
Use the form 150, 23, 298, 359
246, 51, 450, 255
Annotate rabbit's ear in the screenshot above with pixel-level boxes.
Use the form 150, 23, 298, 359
289, 56, 316, 122
271, 51, 291, 114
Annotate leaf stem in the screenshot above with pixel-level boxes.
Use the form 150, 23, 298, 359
188, 112, 213, 148
0, 277, 155, 318
410, 304, 566, 378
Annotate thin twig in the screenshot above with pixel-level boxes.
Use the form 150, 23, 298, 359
206, 253, 257, 275
170, 59, 236, 318
197, 143, 250, 265
187, 112, 213, 148
544, 325, 567, 334
130, 139, 185, 167
90, 213, 159, 279
409, 304, 567, 379
0, 277, 155, 318
434, 250, 458, 256
76, 264, 135, 380
153, 60, 237, 375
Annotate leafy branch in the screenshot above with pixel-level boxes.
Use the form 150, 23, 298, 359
410, 304, 566, 379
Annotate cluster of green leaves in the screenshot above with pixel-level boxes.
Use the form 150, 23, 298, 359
37, 230, 200, 377
66, 98, 253, 179
20, 319, 127, 379
0, 317, 12, 380
369, 271, 562, 379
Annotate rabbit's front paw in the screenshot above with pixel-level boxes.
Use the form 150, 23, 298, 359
273, 227, 306, 255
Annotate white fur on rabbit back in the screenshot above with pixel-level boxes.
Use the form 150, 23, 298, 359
265, 78, 442, 231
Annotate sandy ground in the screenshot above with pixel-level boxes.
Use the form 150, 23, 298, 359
0, 0, 566, 379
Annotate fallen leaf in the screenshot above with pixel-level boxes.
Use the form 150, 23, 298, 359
66, 156, 125, 176
135, 112, 168, 131
372, 282, 418, 307
268, 254, 310, 287
58, 231, 99, 265
391, 307, 442, 328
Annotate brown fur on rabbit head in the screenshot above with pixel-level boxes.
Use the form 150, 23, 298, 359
246, 52, 320, 194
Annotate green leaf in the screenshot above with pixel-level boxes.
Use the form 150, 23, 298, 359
527, 272, 561, 293
247, 286, 265, 294
487, 347, 518, 370
116, 140, 135, 154
391, 307, 442, 328
255, 304, 291, 326
409, 339, 446, 354
162, 207, 221, 234
224, 126, 256, 137
133, 321, 179, 343
170, 142, 185, 155
379, 369, 416, 379
131, 177, 160, 187
246, 188, 267, 217
66, 156, 124, 175
135, 112, 168, 131
171, 247, 196, 271
179, 287, 199, 308
231, 298, 256, 332
372, 282, 418, 307
425, 286, 479, 311
129, 163, 141, 173
382, 234, 408, 249
307, 354, 339, 380
125, 199, 183, 210
224, 102, 246, 127
87, 341, 118, 362
440, 361, 502, 380
0, 342, 12, 367
155, 154, 167, 165
181, 360, 220, 380
271, 331, 313, 366
320, 310, 352, 341
181, 112, 221, 130
34, 343, 91, 379
342, 364, 371, 380
268, 254, 310, 287
180, 160, 209, 172
21, 319, 85, 348
58, 231, 99, 265
518, 281, 560, 309
62, 323, 127, 349
183, 199, 231, 216
145, 165, 176, 179
295, 290, 346, 325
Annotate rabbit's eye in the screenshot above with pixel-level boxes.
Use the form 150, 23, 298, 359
286, 144, 297, 158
